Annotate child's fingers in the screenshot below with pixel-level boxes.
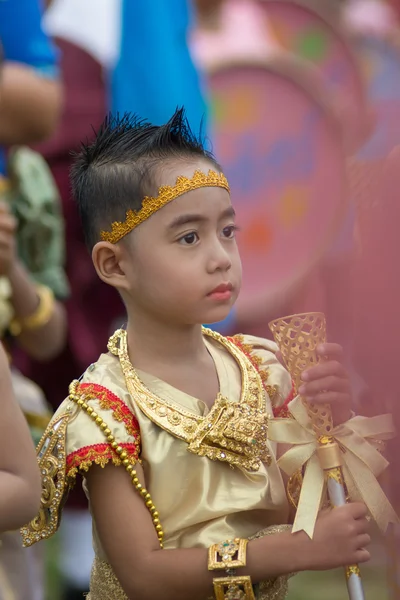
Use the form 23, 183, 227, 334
0, 201, 11, 215
316, 343, 344, 359
0, 230, 14, 248
303, 391, 352, 406
299, 376, 351, 397
301, 360, 347, 382
0, 213, 16, 234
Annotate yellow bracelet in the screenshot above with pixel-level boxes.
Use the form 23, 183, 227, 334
213, 575, 255, 600
209, 538, 255, 600
208, 538, 248, 571
9, 285, 55, 336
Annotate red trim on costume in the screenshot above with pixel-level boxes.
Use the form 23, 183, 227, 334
273, 383, 295, 418
228, 335, 295, 417
79, 382, 140, 438
227, 335, 264, 371
66, 442, 139, 478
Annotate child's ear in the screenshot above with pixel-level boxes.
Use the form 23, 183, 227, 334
92, 241, 130, 290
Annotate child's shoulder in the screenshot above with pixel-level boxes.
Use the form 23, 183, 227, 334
227, 332, 294, 415
227, 332, 279, 357
48, 348, 131, 426
79, 349, 126, 391
61, 350, 139, 456
20, 350, 140, 548
225, 332, 281, 375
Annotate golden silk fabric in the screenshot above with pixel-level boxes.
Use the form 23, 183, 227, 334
116, 332, 290, 550
80, 332, 291, 554
23, 331, 293, 598
86, 526, 292, 600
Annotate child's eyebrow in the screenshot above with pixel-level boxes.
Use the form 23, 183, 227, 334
167, 206, 236, 230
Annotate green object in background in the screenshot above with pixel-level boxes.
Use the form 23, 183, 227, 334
210, 93, 226, 125
31, 426, 44, 447
287, 565, 388, 599
296, 28, 328, 62
45, 532, 63, 600
4, 146, 70, 300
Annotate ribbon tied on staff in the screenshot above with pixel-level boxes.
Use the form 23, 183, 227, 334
268, 396, 399, 538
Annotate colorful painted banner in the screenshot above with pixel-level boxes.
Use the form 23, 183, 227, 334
356, 36, 400, 160
209, 62, 346, 301
261, 0, 365, 150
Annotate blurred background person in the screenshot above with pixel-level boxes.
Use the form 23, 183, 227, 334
0, 339, 41, 534
0, 0, 62, 156
0, 1, 66, 599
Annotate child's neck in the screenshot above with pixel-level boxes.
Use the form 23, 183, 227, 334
126, 317, 207, 371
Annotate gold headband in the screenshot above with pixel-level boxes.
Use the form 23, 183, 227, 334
100, 169, 230, 244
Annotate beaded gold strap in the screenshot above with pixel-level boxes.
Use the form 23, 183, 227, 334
68, 380, 164, 548
9, 284, 55, 336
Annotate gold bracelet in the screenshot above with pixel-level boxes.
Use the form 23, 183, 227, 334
208, 538, 248, 571
9, 285, 55, 336
209, 539, 255, 599
213, 575, 255, 600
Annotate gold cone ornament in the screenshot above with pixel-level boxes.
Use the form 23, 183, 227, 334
269, 313, 333, 436
269, 312, 383, 600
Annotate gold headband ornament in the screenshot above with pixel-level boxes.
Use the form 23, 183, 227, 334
100, 169, 230, 244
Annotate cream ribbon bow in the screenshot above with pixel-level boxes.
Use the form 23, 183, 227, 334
269, 396, 399, 538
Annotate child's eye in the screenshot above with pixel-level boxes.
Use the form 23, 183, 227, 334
222, 225, 239, 239
178, 232, 199, 245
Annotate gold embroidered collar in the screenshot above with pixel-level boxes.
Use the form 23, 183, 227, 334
108, 328, 271, 472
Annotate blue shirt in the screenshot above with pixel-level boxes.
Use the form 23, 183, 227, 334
111, 0, 208, 136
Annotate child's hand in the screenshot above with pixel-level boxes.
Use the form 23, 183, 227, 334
0, 201, 17, 276
298, 343, 352, 425
305, 503, 371, 571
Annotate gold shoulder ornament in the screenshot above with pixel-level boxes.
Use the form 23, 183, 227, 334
20, 411, 72, 546
21, 383, 164, 548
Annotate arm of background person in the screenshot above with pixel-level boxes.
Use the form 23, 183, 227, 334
0, 0, 62, 145
0, 342, 41, 532
0, 63, 62, 144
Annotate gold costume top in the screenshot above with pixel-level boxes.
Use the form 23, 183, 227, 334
21, 328, 295, 600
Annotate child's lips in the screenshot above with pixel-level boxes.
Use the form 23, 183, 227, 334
207, 282, 233, 301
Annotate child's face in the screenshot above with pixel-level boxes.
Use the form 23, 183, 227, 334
122, 160, 242, 326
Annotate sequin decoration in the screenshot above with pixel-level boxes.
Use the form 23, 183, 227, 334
100, 170, 230, 244
20, 413, 72, 547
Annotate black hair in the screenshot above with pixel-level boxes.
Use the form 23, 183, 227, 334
70, 107, 220, 249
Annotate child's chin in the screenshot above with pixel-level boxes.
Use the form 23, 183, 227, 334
202, 307, 232, 327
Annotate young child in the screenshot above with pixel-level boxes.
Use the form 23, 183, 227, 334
22, 109, 371, 600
